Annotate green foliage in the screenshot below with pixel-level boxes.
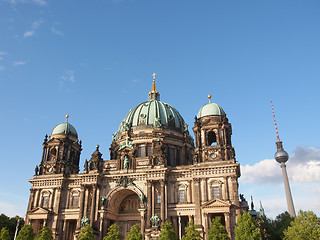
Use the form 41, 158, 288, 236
259, 211, 293, 240
283, 210, 320, 240
126, 224, 142, 240
78, 225, 95, 240
36, 226, 53, 240
208, 217, 229, 240
181, 220, 202, 240
0, 227, 11, 240
235, 211, 261, 240
103, 223, 123, 240
159, 221, 177, 240
16, 225, 35, 240
0, 214, 24, 239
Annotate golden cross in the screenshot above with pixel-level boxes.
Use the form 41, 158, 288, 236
152, 72, 157, 81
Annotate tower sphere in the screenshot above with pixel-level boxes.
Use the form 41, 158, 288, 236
275, 148, 289, 163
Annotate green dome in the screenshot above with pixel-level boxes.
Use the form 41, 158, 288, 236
51, 122, 78, 138
118, 100, 188, 134
197, 101, 225, 118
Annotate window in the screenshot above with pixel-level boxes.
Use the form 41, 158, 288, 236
168, 147, 175, 166
71, 194, 79, 207
42, 196, 49, 208
157, 194, 161, 204
147, 144, 152, 156
178, 190, 185, 202
208, 131, 217, 146
212, 186, 220, 199
137, 145, 146, 158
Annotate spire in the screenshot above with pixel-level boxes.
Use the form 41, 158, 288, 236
148, 72, 160, 101
259, 201, 265, 217
66, 114, 69, 122
208, 94, 212, 103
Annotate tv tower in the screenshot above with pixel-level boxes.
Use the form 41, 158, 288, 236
271, 102, 296, 217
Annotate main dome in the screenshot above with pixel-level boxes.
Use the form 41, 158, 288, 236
118, 79, 188, 135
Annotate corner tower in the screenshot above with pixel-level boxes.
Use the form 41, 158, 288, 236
38, 115, 82, 176
193, 94, 235, 163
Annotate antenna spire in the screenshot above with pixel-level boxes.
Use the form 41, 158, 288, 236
271, 101, 280, 141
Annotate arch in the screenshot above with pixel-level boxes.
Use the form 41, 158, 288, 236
207, 131, 217, 146
105, 185, 145, 215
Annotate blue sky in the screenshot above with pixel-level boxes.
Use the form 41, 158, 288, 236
0, 0, 320, 219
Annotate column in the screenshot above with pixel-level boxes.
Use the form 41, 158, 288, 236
224, 212, 231, 239
151, 182, 155, 216
165, 182, 168, 220
27, 189, 35, 211
83, 186, 89, 217
187, 181, 192, 203
77, 186, 86, 229
146, 181, 152, 227
49, 188, 55, 210
34, 189, 40, 207
160, 180, 165, 222
193, 178, 201, 225
90, 185, 97, 225
140, 209, 145, 237
188, 215, 193, 223
95, 186, 100, 221
224, 177, 229, 201
203, 178, 208, 202
203, 213, 208, 240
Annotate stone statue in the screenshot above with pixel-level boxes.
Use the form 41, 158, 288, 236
150, 214, 161, 228
84, 159, 89, 172
81, 216, 89, 228
139, 193, 146, 204
154, 117, 161, 128
34, 165, 39, 176
123, 155, 129, 169
101, 196, 107, 208
112, 132, 117, 142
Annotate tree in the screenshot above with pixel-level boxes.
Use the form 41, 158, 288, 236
78, 225, 94, 240
265, 211, 293, 240
208, 217, 229, 240
283, 210, 320, 240
234, 211, 261, 240
0, 214, 24, 239
182, 220, 202, 240
0, 227, 10, 240
103, 223, 123, 240
36, 226, 53, 240
159, 221, 177, 240
16, 225, 35, 240
126, 224, 142, 240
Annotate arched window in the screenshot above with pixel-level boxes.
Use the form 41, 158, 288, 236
208, 131, 217, 146
41, 191, 50, 209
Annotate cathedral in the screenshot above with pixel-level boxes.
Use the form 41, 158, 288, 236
25, 75, 248, 240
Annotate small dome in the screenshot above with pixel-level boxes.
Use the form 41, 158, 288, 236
51, 122, 78, 138
197, 98, 225, 118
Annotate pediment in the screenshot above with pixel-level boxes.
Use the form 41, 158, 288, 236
28, 207, 51, 215
201, 199, 231, 209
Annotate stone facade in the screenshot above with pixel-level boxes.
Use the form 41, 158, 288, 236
25, 81, 248, 239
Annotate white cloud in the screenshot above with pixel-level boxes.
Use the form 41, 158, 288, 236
51, 26, 63, 36
240, 146, 320, 185
13, 61, 27, 66
24, 19, 43, 38
9, 0, 47, 6
33, 0, 46, 5
60, 70, 75, 87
